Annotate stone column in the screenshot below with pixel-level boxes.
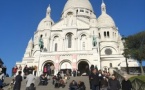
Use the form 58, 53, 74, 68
72, 54, 77, 70
54, 55, 60, 75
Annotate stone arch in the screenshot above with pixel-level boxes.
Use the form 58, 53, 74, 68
63, 9, 76, 18
100, 46, 118, 55
41, 60, 54, 71
77, 59, 90, 75
78, 32, 89, 39
65, 32, 74, 49
51, 33, 61, 40
59, 60, 72, 69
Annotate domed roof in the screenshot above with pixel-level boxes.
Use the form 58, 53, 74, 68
37, 17, 54, 30
63, 0, 94, 12
98, 13, 115, 28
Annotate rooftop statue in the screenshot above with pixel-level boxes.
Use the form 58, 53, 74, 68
39, 35, 44, 52
92, 35, 97, 47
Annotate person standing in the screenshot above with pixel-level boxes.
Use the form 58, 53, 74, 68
122, 76, 132, 90
50, 65, 55, 76
34, 66, 37, 76
26, 72, 36, 90
100, 77, 108, 90
90, 69, 100, 90
13, 71, 22, 90
108, 75, 121, 90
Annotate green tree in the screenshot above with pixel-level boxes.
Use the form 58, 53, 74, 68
125, 31, 145, 75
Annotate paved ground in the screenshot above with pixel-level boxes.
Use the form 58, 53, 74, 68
3, 76, 90, 90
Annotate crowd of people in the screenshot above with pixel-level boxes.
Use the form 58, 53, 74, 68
0, 64, 133, 90
12, 65, 38, 77
89, 65, 132, 90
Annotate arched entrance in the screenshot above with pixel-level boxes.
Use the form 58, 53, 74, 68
42, 61, 54, 75
60, 60, 72, 75
78, 61, 89, 75
44, 62, 54, 67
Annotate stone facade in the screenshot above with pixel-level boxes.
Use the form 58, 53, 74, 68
16, 0, 139, 76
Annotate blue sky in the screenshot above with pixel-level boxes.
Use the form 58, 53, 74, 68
0, 0, 145, 75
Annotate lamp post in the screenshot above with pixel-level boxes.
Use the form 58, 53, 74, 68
122, 36, 129, 74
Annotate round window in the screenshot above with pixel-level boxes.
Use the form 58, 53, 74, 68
105, 48, 112, 55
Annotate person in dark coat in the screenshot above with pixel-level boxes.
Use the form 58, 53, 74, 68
100, 77, 108, 90
122, 76, 132, 90
90, 69, 100, 90
13, 71, 22, 90
28, 83, 36, 90
69, 80, 77, 90
77, 81, 86, 90
108, 75, 121, 90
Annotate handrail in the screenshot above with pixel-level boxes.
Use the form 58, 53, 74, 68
131, 78, 145, 90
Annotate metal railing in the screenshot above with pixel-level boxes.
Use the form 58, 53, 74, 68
113, 70, 145, 90
131, 78, 145, 90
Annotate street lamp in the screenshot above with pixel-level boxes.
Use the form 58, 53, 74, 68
122, 36, 129, 74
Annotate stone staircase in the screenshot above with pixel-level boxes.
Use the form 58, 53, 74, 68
3, 76, 90, 90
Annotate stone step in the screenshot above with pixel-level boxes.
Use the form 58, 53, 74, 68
3, 76, 90, 90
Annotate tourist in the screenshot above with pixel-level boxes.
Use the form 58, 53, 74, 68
98, 70, 103, 89
0, 79, 3, 90
2, 66, 6, 76
43, 66, 47, 75
69, 80, 77, 90
47, 64, 51, 76
121, 76, 132, 90
0, 71, 4, 82
13, 71, 22, 90
23, 65, 28, 79
90, 69, 100, 90
63, 75, 67, 84
85, 65, 89, 75
39, 73, 48, 85
108, 75, 121, 90
26, 72, 36, 90
77, 70, 80, 76
33, 66, 37, 76
72, 69, 76, 77
28, 83, 36, 90
59, 77, 65, 88
100, 77, 108, 90
60, 71, 64, 79
66, 70, 70, 80
52, 75, 57, 85
77, 81, 86, 90
13, 66, 18, 76
7, 79, 15, 90
18, 65, 22, 71
50, 65, 55, 75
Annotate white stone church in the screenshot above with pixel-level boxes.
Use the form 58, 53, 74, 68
16, 0, 139, 75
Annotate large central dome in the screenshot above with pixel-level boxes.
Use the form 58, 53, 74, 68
63, 0, 94, 12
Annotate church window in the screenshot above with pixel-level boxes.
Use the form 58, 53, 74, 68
99, 33, 101, 38
67, 12, 73, 15
110, 63, 112, 67
76, 10, 78, 14
80, 9, 84, 12
85, 10, 89, 13
55, 43, 57, 51
83, 42, 85, 50
107, 31, 109, 37
113, 32, 114, 37
104, 32, 106, 37
66, 33, 72, 48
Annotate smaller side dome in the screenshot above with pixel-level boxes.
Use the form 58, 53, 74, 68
37, 18, 54, 31
98, 13, 115, 28
37, 4, 54, 31
98, 1, 115, 28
